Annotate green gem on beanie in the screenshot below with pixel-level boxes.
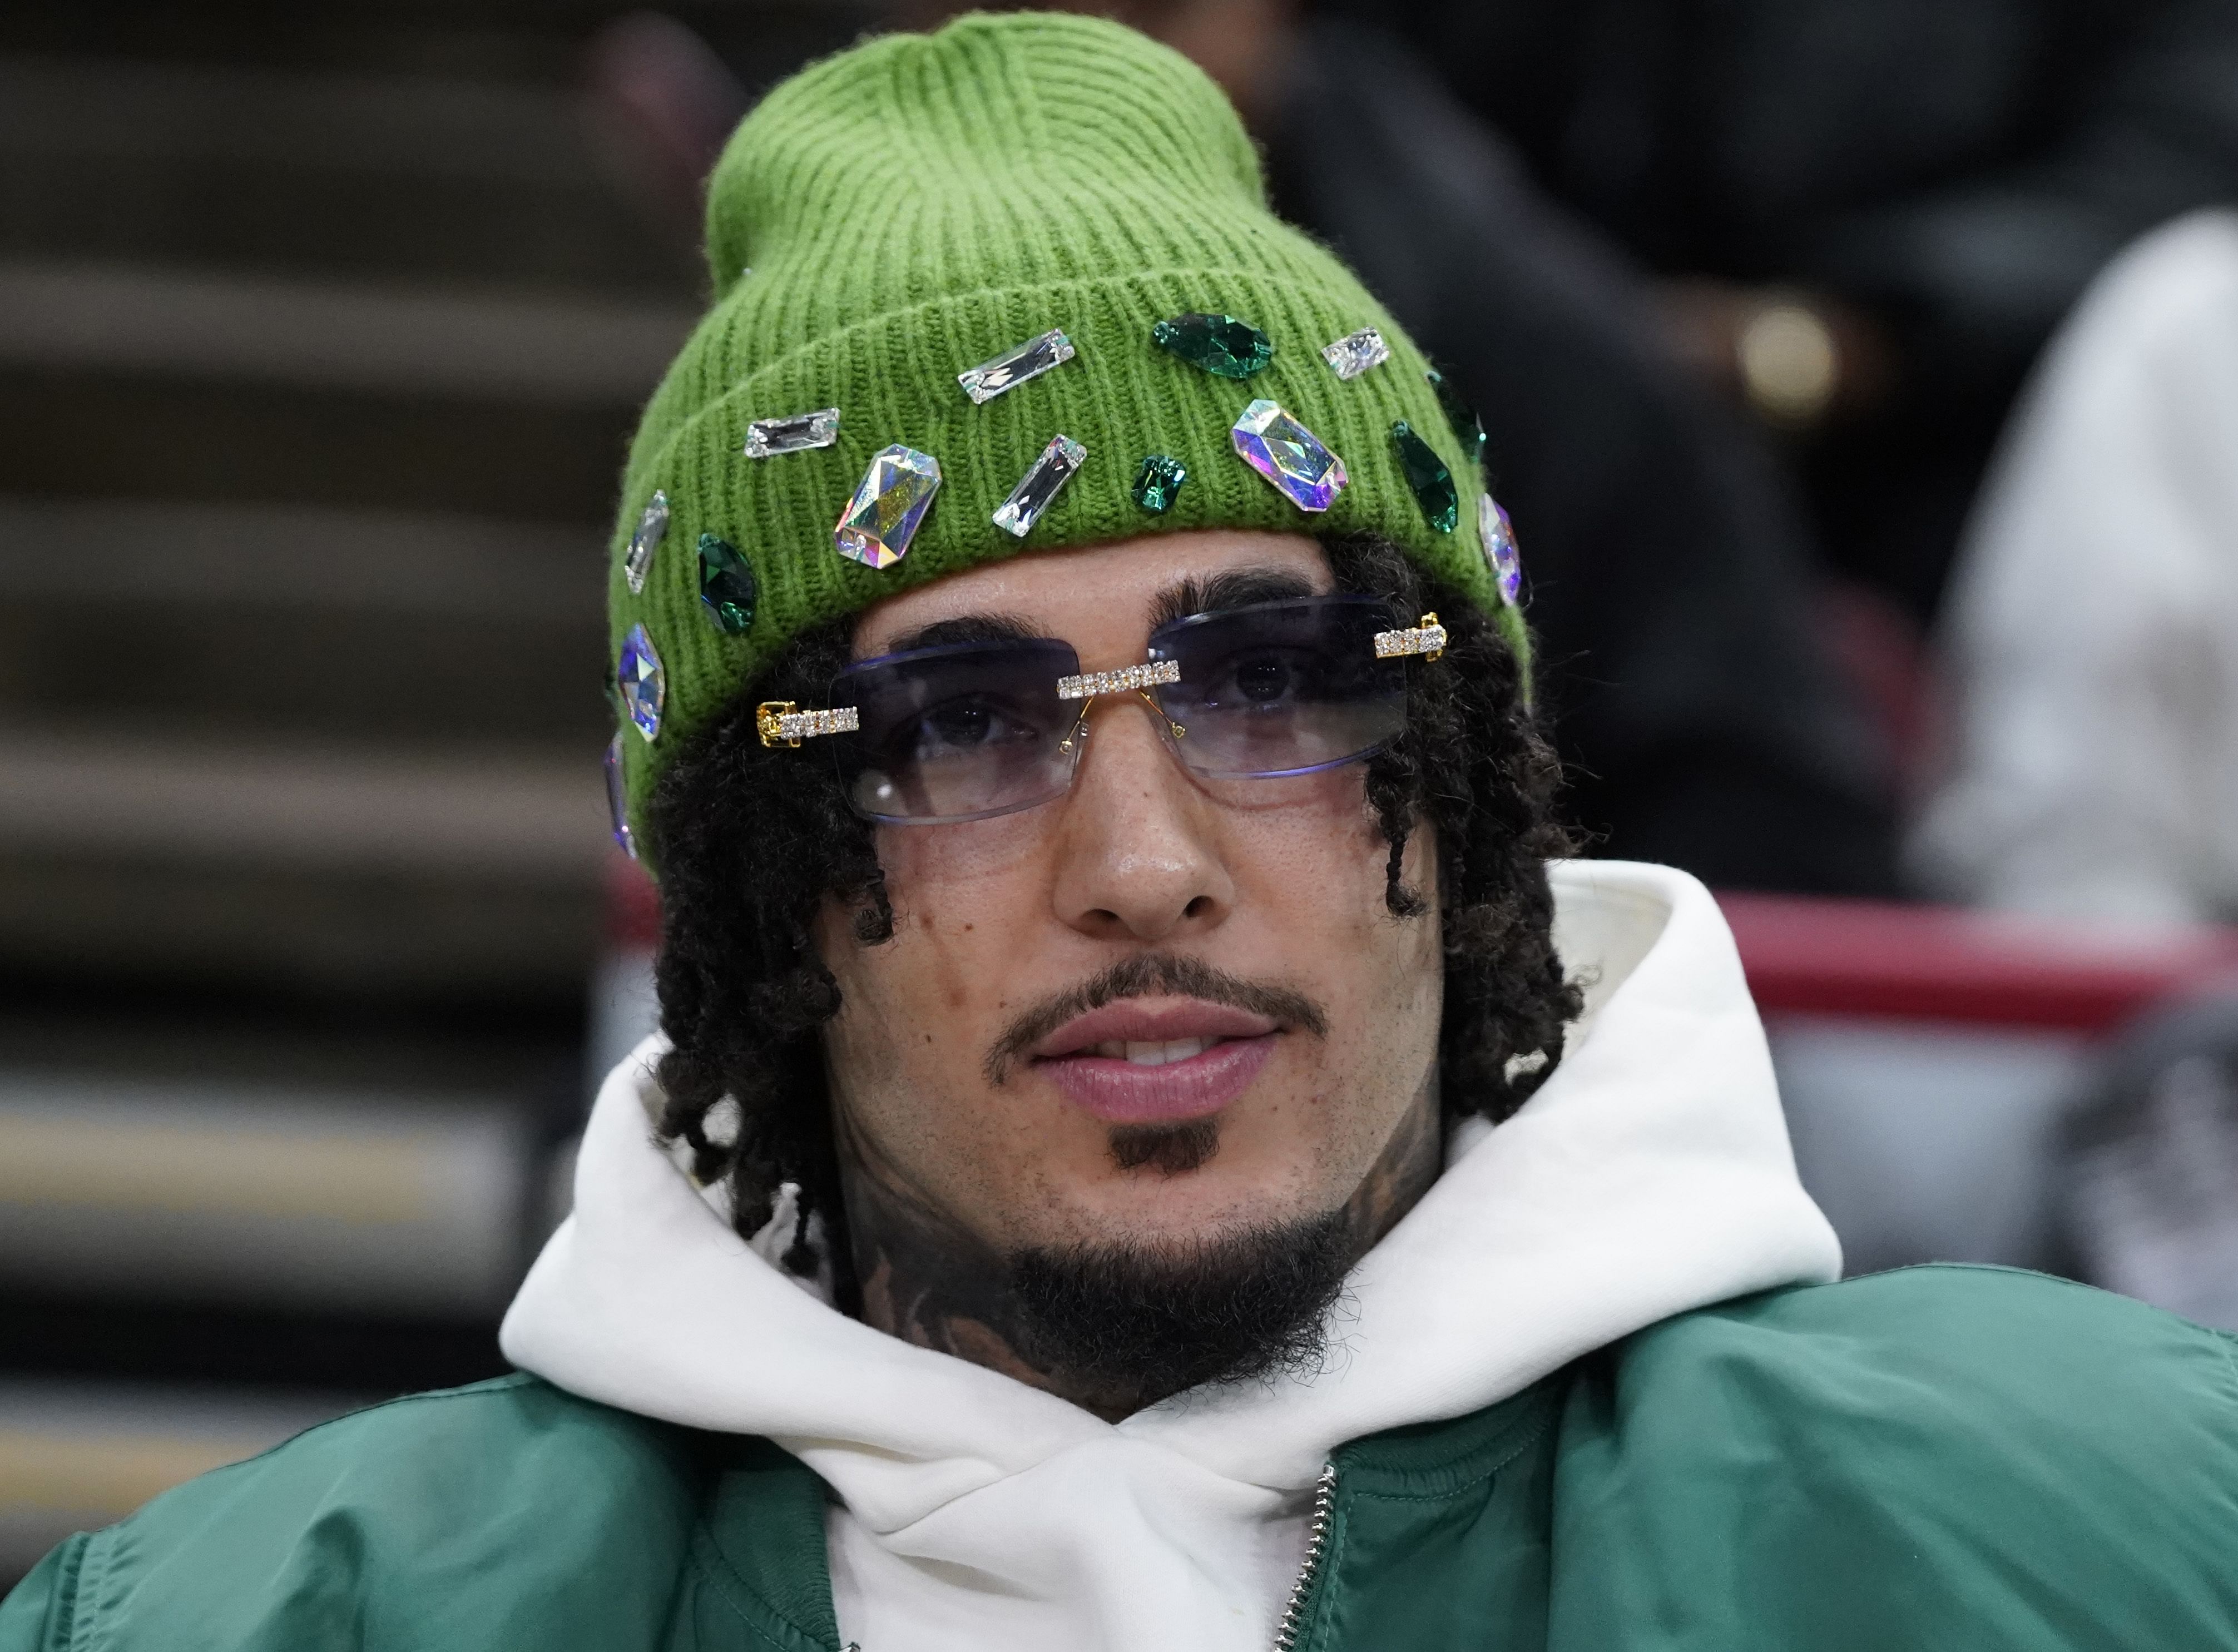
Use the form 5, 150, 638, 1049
606, 9, 1527, 853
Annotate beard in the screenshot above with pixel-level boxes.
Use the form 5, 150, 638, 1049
1004, 1208, 1354, 1412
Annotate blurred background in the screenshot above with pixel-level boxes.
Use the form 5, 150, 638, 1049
6, 0, 2238, 1589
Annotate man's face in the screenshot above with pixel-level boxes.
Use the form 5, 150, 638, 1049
815, 530, 1443, 1270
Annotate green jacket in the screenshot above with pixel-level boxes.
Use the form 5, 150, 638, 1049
7, 1267, 2236, 1649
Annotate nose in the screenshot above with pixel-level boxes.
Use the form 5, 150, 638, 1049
1049, 693, 1235, 944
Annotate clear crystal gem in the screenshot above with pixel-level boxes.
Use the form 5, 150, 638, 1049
1151, 312, 1273, 379
835, 444, 943, 569
618, 622, 665, 742
744, 408, 839, 458
1132, 453, 1186, 513
623, 490, 668, 594
1479, 492, 1522, 604
1429, 370, 1487, 470
1321, 327, 1391, 380
603, 732, 637, 860
1231, 400, 1348, 512
1391, 420, 1458, 533
697, 533, 757, 634
958, 329, 1075, 404
992, 434, 1086, 538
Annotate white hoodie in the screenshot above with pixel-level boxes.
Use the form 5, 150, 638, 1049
502, 861, 1840, 1652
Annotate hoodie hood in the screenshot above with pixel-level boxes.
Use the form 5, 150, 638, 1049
502, 860, 1840, 1652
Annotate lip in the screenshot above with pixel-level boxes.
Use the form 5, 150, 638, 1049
1031, 996, 1283, 1125
1030, 998, 1280, 1060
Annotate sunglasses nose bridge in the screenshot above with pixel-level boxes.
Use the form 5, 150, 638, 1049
1061, 684, 1190, 747
1137, 687, 1187, 742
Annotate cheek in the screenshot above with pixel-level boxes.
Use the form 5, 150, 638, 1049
872, 808, 1059, 902
1216, 773, 1443, 1063
814, 820, 1056, 1132
819, 898, 1009, 1077
1215, 767, 1418, 936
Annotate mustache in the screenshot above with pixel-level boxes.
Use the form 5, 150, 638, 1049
983, 952, 1330, 1087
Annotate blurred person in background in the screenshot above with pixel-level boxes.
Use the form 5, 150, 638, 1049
1913, 211, 2238, 925
1364, 0, 2238, 635
9, 19, 2238, 1649
2059, 984, 2238, 1332
598, 0, 1902, 896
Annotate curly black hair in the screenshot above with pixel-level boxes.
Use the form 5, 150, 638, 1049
645, 533, 1581, 1271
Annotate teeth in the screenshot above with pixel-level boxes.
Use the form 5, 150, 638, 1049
1090, 1036, 1217, 1066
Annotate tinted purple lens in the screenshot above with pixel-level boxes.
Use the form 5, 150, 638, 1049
833, 638, 1082, 823
1146, 597, 1407, 779
828, 599, 1409, 824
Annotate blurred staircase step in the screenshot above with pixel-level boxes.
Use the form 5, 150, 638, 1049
0, 261, 694, 517
0, 728, 608, 998
0, 262, 696, 401
0, 499, 608, 745
0, 1072, 542, 1315
0, 51, 691, 290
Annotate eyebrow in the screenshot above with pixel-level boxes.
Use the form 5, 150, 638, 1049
869, 565, 1322, 659
875, 612, 1042, 656
1149, 566, 1319, 630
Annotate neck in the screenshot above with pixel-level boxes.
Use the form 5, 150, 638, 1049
834, 1087, 1444, 1418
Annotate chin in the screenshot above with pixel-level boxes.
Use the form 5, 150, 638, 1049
1050, 1129, 1327, 1250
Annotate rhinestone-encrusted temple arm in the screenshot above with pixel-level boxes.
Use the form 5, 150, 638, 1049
1373, 613, 1447, 661
757, 701, 860, 748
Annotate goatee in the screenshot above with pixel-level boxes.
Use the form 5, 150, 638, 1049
1006, 1210, 1353, 1412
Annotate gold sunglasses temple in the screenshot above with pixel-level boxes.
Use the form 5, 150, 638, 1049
1373, 612, 1447, 663
756, 701, 859, 748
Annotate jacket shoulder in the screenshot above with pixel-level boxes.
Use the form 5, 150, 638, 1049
1634, 1259, 2238, 1391
1549, 1267, 2238, 1648
0, 1375, 709, 1652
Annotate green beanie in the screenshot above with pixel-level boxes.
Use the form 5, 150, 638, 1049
606, 9, 1525, 851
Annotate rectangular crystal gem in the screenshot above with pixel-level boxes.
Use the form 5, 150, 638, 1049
744, 408, 840, 458
992, 434, 1087, 538
958, 329, 1076, 404
1057, 659, 1181, 701
1374, 622, 1448, 658
623, 490, 669, 595
1232, 399, 1348, 512
1321, 327, 1392, 380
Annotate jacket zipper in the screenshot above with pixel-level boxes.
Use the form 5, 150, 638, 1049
1270, 1464, 1338, 1652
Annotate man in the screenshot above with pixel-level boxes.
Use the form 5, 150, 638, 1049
5, 15, 2234, 1649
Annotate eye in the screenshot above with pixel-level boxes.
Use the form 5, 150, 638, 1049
1192, 646, 1326, 712
909, 695, 1043, 758
1233, 653, 1293, 704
